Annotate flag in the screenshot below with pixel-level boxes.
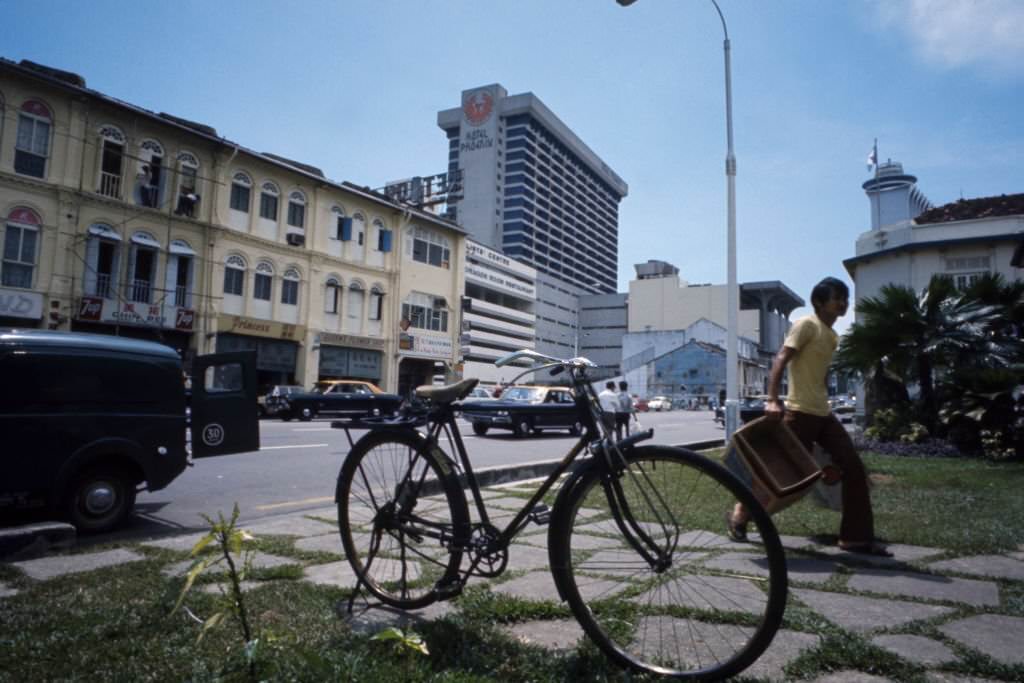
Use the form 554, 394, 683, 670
866, 145, 877, 171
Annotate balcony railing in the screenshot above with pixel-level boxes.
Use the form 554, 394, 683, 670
98, 172, 122, 198
94, 273, 112, 298
126, 279, 152, 303
174, 285, 189, 307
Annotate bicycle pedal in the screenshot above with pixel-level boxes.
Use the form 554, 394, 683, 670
529, 504, 551, 526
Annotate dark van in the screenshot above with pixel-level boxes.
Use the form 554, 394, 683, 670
0, 329, 259, 533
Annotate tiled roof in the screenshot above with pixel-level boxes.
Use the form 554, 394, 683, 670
915, 193, 1024, 224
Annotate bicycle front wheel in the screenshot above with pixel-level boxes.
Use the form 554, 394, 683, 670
549, 445, 787, 680
337, 431, 469, 609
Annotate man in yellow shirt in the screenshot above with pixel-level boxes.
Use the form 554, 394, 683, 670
728, 277, 890, 556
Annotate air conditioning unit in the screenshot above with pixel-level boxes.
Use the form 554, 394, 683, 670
286, 233, 305, 247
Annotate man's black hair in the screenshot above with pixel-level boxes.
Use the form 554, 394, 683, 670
606, 381, 616, 389
618, 381, 628, 391
810, 277, 849, 309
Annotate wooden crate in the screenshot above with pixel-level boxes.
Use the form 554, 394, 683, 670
730, 417, 823, 513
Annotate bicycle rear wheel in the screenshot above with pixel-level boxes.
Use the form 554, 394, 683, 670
549, 445, 787, 680
337, 431, 469, 609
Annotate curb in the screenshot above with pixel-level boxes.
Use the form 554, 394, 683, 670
0, 521, 76, 561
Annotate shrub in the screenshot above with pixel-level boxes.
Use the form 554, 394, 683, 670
864, 406, 928, 443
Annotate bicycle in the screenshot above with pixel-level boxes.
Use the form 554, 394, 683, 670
334, 350, 787, 680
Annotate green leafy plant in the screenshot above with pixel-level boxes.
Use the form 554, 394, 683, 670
171, 503, 260, 679
370, 626, 430, 657
863, 406, 927, 443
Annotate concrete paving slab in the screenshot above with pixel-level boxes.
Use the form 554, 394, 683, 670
506, 543, 552, 572
847, 568, 1000, 607
484, 496, 533, 510
793, 588, 954, 633
199, 580, 277, 595
294, 533, 346, 555
489, 570, 560, 602
703, 552, 837, 585
924, 673, 1003, 683
745, 628, 822, 682
303, 506, 339, 522
810, 542, 945, 568
244, 515, 336, 537
566, 533, 628, 551
625, 617, 818, 681
938, 614, 1024, 666
579, 549, 709, 578
162, 552, 298, 578
139, 532, 211, 553
0, 582, 18, 599
11, 548, 146, 581
677, 529, 734, 549
503, 619, 585, 651
1009, 551, 1024, 562
303, 560, 358, 587
926, 555, 1024, 581
810, 672, 893, 683
0, 521, 75, 560
870, 633, 959, 666
631, 573, 768, 615
344, 601, 454, 634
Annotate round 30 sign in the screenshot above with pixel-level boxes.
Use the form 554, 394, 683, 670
202, 423, 225, 447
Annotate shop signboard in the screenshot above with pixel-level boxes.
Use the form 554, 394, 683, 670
216, 314, 303, 341
77, 296, 194, 331
401, 333, 453, 360
0, 288, 43, 320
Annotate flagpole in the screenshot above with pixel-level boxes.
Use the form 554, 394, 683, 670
873, 138, 881, 231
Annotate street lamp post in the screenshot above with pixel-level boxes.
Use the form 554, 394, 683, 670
617, 0, 740, 439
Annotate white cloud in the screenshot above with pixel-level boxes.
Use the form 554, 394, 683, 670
875, 0, 1024, 76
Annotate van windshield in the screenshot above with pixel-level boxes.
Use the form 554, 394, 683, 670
501, 387, 544, 403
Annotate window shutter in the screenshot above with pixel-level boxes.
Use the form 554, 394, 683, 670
126, 246, 137, 299
84, 237, 99, 295
340, 217, 353, 241
164, 253, 179, 304
380, 229, 393, 252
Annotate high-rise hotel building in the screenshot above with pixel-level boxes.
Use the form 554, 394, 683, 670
438, 84, 628, 358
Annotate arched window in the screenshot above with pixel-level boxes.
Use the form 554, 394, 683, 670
281, 267, 300, 306
353, 213, 366, 247
369, 285, 385, 321
96, 125, 125, 198
330, 205, 348, 240
136, 139, 165, 208
126, 231, 161, 303
287, 191, 306, 228
174, 151, 200, 217
2, 207, 41, 288
85, 222, 122, 298
259, 182, 279, 220
15, 100, 52, 178
224, 254, 246, 296
325, 276, 343, 314
230, 172, 252, 213
372, 218, 392, 252
168, 239, 196, 307
347, 281, 365, 325
254, 261, 274, 301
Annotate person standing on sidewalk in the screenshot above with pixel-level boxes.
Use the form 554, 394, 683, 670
598, 381, 621, 439
617, 381, 634, 438
727, 276, 890, 557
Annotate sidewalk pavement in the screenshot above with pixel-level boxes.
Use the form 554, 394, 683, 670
3, 454, 1023, 682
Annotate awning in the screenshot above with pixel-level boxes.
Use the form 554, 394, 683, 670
88, 224, 121, 241
131, 232, 162, 249
169, 240, 196, 255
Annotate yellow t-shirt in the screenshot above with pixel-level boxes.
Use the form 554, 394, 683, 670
783, 315, 836, 417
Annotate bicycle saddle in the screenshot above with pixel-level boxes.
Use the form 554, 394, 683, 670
414, 378, 479, 404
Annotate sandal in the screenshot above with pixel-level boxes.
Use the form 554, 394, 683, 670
725, 510, 748, 542
839, 542, 893, 557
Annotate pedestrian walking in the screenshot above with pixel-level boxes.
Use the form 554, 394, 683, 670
617, 381, 634, 439
726, 276, 891, 557
598, 381, 620, 438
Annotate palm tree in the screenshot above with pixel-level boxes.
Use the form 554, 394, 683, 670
835, 275, 1018, 432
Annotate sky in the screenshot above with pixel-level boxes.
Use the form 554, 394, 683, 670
3, 0, 1023, 332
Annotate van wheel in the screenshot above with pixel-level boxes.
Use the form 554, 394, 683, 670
65, 466, 137, 534
472, 423, 489, 436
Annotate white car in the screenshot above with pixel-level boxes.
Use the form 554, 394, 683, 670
647, 396, 672, 412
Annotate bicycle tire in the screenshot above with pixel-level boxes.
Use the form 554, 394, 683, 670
336, 430, 469, 609
548, 445, 787, 680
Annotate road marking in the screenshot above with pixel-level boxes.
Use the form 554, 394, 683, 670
292, 428, 335, 432
260, 443, 330, 450
255, 495, 335, 511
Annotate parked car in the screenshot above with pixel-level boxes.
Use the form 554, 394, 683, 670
647, 396, 672, 412
0, 329, 259, 533
633, 395, 649, 412
468, 386, 495, 400
258, 384, 304, 417
713, 396, 771, 425
461, 385, 582, 437
278, 379, 401, 422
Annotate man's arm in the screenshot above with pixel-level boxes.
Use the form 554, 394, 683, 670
765, 345, 798, 420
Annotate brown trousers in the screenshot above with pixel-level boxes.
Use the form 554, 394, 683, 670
785, 411, 875, 544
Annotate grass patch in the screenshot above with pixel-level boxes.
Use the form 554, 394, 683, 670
2, 452, 1023, 681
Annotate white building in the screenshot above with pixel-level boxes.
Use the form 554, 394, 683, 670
844, 161, 1023, 305
461, 239, 537, 387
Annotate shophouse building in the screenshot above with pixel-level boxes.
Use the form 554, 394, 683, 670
0, 58, 464, 394
437, 84, 627, 360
